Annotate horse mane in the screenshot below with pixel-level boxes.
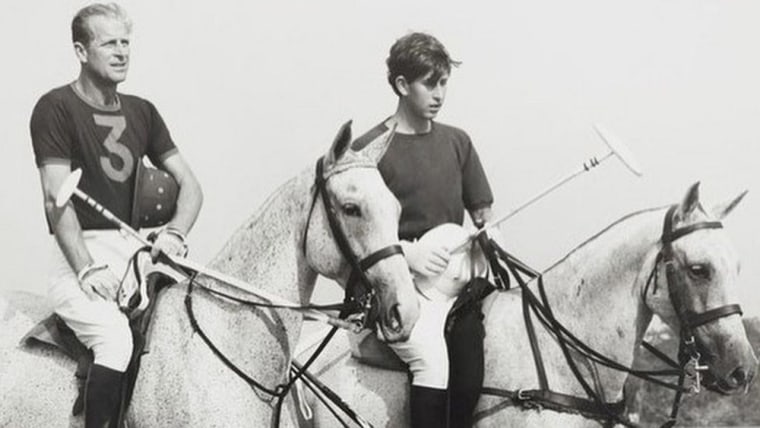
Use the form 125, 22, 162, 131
541, 205, 670, 275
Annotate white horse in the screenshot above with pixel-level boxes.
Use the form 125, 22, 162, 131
0, 121, 420, 427
305, 183, 757, 427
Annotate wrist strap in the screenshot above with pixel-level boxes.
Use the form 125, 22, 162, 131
77, 263, 108, 282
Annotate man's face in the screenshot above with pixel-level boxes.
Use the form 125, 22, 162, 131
401, 71, 449, 120
78, 15, 131, 85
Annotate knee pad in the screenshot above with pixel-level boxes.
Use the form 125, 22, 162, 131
92, 324, 133, 372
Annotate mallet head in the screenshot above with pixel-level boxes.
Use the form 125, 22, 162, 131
593, 123, 643, 177
55, 168, 83, 208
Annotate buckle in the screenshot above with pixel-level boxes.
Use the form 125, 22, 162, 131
684, 354, 708, 393
346, 313, 366, 333
516, 389, 529, 401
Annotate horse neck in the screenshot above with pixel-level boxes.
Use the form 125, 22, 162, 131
190, 169, 317, 370
490, 207, 666, 397
540, 207, 664, 344
133, 170, 319, 422
209, 167, 317, 305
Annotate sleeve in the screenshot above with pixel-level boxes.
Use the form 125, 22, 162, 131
459, 133, 494, 210
145, 101, 178, 165
30, 95, 72, 167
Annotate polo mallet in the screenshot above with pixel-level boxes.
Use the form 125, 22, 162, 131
451, 123, 643, 253
55, 169, 359, 330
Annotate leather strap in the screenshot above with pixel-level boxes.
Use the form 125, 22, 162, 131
686, 304, 742, 329
358, 245, 403, 271
480, 387, 626, 419
663, 221, 723, 245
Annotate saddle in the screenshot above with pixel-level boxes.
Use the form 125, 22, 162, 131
20, 270, 176, 418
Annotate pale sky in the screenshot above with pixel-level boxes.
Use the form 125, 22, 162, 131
1, 0, 758, 316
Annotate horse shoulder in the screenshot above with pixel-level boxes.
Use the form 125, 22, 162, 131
305, 330, 409, 427
0, 291, 80, 427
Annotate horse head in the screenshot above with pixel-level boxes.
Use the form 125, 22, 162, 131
645, 182, 758, 394
304, 121, 419, 343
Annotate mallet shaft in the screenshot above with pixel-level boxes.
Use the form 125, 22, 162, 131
451, 150, 616, 254
69, 187, 339, 324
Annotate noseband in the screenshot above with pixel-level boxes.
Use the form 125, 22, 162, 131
303, 156, 404, 325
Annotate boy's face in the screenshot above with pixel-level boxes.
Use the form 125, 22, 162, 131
400, 71, 449, 120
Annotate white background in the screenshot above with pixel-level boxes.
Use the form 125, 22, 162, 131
1, 0, 758, 316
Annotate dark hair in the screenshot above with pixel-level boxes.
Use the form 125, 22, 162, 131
386, 32, 460, 96
72, 3, 131, 46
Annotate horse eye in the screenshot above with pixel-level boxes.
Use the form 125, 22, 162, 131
342, 203, 362, 217
688, 264, 710, 280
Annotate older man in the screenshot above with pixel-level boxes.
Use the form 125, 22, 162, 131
30, 3, 203, 426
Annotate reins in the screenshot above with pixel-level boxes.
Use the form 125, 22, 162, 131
478, 205, 743, 427
126, 247, 341, 426
478, 242, 638, 426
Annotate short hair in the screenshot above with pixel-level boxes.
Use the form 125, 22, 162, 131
386, 32, 461, 96
71, 3, 132, 46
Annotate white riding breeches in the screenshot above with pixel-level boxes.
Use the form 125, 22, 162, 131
388, 287, 456, 389
48, 230, 141, 372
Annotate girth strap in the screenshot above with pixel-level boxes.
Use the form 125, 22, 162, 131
480, 387, 626, 419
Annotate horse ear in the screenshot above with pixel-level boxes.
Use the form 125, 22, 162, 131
324, 120, 353, 169
677, 182, 702, 219
357, 122, 397, 164
712, 190, 748, 220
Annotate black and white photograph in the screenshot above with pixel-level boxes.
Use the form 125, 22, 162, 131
1, 1, 758, 427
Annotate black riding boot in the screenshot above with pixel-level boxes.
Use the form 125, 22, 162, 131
447, 298, 486, 428
410, 385, 448, 428
84, 364, 123, 428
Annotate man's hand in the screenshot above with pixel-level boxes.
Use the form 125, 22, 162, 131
150, 228, 188, 262
402, 240, 451, 277
78, 264, 120, 301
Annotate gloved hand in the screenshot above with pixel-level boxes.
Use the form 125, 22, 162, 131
78, 264, 120, 301
402, 240, 451, 277
150, 227, 188, 262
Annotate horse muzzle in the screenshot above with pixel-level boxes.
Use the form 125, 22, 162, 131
369, 277, 419, 343
700, 341, 758, 395
374, 296, 419, 343
703, 364, 756, 395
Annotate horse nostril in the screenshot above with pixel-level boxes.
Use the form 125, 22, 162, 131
730, 367, 748, 386
388, 304, 402, 333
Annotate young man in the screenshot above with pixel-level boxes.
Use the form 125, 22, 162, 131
30, 3, 203, 426
353, 32, 494, 428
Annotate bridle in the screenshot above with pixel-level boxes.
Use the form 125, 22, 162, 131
641, 205, 742, 427
302, 156, 405, 325
650, 204, 742, 345
478, 205, 744, 427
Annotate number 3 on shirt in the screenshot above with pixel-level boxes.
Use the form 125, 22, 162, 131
94, 114, 134, 183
